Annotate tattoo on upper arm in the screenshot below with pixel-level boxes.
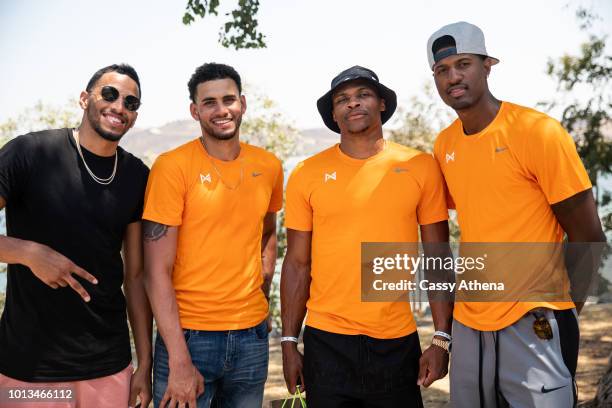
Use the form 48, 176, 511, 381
143, 220, 169, 242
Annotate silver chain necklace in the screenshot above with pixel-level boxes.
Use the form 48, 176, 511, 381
73, 129, 117, 185
199, 136, 243, 190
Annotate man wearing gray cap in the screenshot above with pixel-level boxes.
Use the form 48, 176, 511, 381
427, 21, 605, 407
280, 65, 453, 406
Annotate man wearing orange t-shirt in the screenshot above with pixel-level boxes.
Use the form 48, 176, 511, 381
428, 22, 606, 407
281, 66, 453, 407
142, 63, 283, 408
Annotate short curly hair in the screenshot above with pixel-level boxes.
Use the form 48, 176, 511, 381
188, 63, 242, 103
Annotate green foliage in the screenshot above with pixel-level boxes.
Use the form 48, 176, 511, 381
388, 83, 452, 153
183, 0, 265, 49
0, 119, 17, 145
183, 0, 220, 24
389, 83, 460, 241
541, 7, 612, 231
241, 90, 297, 258
241, 93, 298, 162
0, 99, 81, 143
237, 91, 298, 331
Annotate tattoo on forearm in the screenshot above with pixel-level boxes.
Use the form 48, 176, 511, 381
143, 220, 169, 242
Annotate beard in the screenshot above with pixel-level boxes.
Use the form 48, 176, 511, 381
201, 115, 242, 141
449, 99, 474, 111
445, 85, 485, 112
92, 122, 125, 142
342, 112, 375, 135
87, 108, 128, 142
345, 122, 371, 134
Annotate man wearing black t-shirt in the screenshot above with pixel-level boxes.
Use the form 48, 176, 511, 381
0, 64, 152, 408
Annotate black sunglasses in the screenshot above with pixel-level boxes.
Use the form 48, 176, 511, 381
98, 85, 141, 112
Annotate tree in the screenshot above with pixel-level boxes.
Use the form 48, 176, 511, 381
541, 8, 612, 231
388, 83, 452, 153
388, 83, 461, 242
546, 8, 612, 408
0, 99, 81, 142
240, 89, 299, 332
241, 92, 298, 162
182, 0, 265, 50
241, 89, 298, 259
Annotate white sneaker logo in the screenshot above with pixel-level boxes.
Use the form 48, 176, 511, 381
200, 173, 212, 184
324, 172, 336, 182
445, 152, 455, 163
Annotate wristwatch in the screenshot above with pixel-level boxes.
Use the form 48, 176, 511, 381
432, 337, 451, 353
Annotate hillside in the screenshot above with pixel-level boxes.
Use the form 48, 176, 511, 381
120, 120, 338, 161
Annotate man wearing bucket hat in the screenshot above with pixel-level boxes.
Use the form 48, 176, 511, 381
281, 65, 453, 406
427, 21, 605, 407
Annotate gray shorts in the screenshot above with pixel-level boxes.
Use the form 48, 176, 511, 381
450, 308, 579, 408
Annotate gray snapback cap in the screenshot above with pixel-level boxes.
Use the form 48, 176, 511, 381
426, 21, 499, 69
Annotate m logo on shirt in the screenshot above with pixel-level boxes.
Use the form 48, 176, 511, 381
324, 172, 336, 182
200, 173, 212, 184
446, 152, 455, 163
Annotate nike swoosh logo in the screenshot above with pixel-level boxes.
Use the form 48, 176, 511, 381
252, 172, 262, 177
495, 147, 508, 153
541, 385, 567, 393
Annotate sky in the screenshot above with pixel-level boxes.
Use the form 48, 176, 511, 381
1, 0, 611, 131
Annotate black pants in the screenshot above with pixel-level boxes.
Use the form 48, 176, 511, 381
303, 326, 424, 408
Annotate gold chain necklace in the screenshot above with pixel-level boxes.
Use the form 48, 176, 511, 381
73, 129, 117, 185
199, 136, 243, 190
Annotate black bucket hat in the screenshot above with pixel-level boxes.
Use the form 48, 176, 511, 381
316, 65, 397, 134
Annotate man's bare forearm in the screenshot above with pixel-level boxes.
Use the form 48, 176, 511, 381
261, 213, 277, 298
0, 235, 39, 267
551, 189, 607, 314
430, 302, 453, 334
421, 221, 454, 335
0, 200, 25, 264
123, 222, 153, 369
125, 276, 153, 367
144, 270, 188, 361
280, 259, 311, 337
143, 221, 190, 364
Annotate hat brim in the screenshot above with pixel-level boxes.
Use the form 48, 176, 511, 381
317, 79, 397, 134
430, 54, 501, 70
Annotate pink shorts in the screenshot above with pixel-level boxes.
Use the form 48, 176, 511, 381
0, 364, 132, 408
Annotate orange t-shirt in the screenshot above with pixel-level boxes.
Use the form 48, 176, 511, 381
433, 102, 592, 331
143, 139, 283, 330
285, 142, 448, 339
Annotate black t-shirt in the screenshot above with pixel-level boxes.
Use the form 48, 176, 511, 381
0, 128, 149, 381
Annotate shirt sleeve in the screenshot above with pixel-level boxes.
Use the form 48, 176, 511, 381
525, 117, 592, 204
416, 153, 449, 225
284, 162, 313, 231
129, 163, 150, 223
267, 157, 284, 213
142, 153, 186, 226
0, 135, 34, 204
